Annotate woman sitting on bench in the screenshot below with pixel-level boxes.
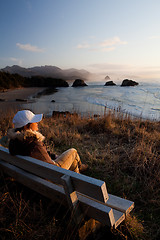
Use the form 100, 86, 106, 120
8, 110, 88, 173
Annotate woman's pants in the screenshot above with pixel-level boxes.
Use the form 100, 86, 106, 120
55, 148, 81, 173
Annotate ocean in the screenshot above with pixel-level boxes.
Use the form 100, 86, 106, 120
24, 81, 160, 121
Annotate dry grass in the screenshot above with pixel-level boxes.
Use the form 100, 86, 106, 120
1, 109, 160, 239
0, 173, 73, 240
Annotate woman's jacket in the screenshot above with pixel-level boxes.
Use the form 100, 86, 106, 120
8, 128, 57, 165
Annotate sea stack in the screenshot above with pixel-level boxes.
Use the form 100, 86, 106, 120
121, 79, 139, 87
105, 76, 110, 80
104, 81, 116, 86
72, 79, 88, 87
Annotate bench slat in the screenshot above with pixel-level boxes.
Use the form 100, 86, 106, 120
0, 159, 65, 203
0, 146, 108, 203
107, 194, 134, 216
0, 159, 124, 227
77, 193, 115, 227
77, 193, 125, 228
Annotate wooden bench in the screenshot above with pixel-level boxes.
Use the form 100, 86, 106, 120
0, 146, 134, 232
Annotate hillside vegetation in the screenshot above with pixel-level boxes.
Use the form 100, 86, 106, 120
0, 110, 160, 239
0, 71, 69, 90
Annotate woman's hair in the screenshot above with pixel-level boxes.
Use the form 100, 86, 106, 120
15, 123, 32, 132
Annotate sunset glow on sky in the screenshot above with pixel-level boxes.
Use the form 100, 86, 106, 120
1, 0, 160, 81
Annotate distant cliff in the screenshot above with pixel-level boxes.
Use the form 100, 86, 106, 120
1, 65, 91, 81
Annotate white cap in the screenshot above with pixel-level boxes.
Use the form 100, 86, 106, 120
13, 110, 43, 128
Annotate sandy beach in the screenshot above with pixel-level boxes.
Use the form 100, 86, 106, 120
0, 87, 46, 100
0, 87, 46, 112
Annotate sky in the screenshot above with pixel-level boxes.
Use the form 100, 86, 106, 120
1, 0, 160, 81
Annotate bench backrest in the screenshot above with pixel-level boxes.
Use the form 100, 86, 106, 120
0, 146, 108, 203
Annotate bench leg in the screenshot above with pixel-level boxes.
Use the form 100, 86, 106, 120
61, 175, 101, 239
61, 175, 84, 226
78, 218, 102, 240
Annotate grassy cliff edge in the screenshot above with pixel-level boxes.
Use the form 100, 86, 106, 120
0, 110, 160, 239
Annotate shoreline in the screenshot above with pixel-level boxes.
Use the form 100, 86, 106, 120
0, 86, 158, 122
0, 87, 47, 101
0, 87, 47, 113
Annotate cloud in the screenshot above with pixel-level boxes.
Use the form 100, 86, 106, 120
16, 43, 44, 52
77, 36, 127, 52
10, 57, 23, 66
100, 37, 127, 47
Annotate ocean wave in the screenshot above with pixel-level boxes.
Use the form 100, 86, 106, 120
151, 108, 160, 111
128, 104, 138, 107
31, 82, 160, 121
154, 92, 160, 100
87, 96, 107, 107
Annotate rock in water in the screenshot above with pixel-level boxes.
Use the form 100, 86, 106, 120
121, 79, 139, 86
105, 76, 110, 80
72, 79, 88, 87
104, 81, 116, 86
